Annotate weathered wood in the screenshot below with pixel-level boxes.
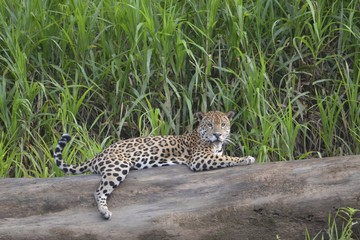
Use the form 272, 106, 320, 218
0, 156, 359, 240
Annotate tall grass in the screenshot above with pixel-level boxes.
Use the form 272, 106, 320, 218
305, 207, 360, 240
0, 0, 359, 177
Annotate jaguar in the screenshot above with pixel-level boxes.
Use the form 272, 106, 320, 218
54, 111, 255, 219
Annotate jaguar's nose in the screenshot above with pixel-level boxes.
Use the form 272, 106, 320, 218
213, 133, 222, 140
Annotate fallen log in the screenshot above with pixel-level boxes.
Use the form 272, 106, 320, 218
0, 156, 359, 240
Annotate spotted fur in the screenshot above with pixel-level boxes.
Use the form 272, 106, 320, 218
54, 111, 255, 220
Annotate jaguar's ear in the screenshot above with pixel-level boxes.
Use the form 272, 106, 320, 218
194, 112, 204, 121
227, 111, 235, 120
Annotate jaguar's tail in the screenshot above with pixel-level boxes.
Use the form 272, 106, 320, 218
54, 133, 91, 174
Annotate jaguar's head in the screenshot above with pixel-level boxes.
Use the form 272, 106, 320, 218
196, 111, 234, 144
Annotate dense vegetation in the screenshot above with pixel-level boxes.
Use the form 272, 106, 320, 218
0, 0, 359, 178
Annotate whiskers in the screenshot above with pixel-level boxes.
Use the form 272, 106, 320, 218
224, 136, 235, 145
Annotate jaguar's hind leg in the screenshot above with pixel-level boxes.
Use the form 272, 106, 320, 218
94, 161, 131, 220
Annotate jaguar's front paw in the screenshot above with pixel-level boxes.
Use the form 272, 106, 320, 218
102, 210, 112, 220
247, 156, 256, 164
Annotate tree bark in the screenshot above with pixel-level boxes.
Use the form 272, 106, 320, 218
0, 156, 359, 240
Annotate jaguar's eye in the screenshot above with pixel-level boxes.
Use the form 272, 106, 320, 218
207, 123, 213, 129
221, 123, 226, 128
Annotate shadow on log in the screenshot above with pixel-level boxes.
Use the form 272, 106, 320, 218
1, 156, 360, 240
